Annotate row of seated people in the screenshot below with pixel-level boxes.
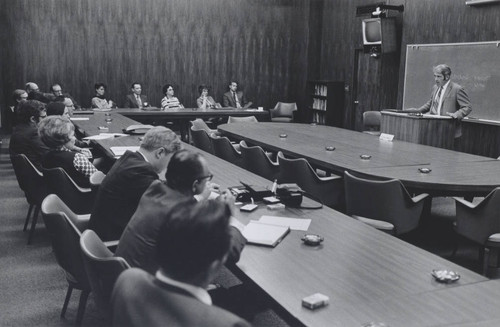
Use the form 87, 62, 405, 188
10, 111, 252, 325
10, 80, 252, 113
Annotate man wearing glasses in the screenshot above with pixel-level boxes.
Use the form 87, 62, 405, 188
115, 149, 246, 275
89, 126, 182, 241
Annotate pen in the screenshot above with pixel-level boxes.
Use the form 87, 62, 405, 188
251, 197, 254, 205
271, 179, 278, 194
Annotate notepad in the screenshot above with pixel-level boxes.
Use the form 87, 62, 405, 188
242, 220, 290, 247
110, 146, 140, 157
259, 216, 311, 231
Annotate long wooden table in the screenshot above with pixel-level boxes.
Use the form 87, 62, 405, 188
218, 122, 500, 196
70, 114, 496, 326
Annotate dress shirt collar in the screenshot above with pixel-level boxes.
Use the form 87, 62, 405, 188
155, 270, 212, 305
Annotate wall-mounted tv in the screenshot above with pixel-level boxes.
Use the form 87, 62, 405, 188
362, 17, 397, 54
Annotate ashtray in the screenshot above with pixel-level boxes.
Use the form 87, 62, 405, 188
360, 154, 372, 160
419, 167, 432, 174
279, 134, 288, 138
431, 269, 460, 283
325, 146, 335, 151
301, 234, 324, 246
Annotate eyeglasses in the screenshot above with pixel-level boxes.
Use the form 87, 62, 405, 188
196, 174, 213, 182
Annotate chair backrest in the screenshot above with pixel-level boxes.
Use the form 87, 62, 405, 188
277, 152, 343, 208
363, 111, 382, 131
190, 118, 212, 133
42, 167, 95, 214
344, 171, 422, 234
227, 116, 258, 123
273, 102, 297, 117
41, 194, 90, 290
10, 154, 47, 205
80, 230, 130, 308
211, 135, 243, 167
190, 127, 214, 154
455, 187, 500, 244
239, 140, 279, 181
89, 171, 106, 192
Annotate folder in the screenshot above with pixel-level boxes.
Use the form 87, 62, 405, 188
242, 220, 290, 247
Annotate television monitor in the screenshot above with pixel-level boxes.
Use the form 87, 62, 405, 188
362, 18, 382, 45
362, 17, 397, 54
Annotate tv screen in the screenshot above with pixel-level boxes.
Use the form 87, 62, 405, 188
362, 18, 382, 44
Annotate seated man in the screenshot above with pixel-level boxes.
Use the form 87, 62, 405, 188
124, 82, 149, 108
9, 100, 49, 170
115, 149, 246, 274
8, 89, 28, 127
26, 82, 55, 104
222, 80, 251, 108
50, 83, 81, 109
89, 126, 181, 241
112, 200, 251, 327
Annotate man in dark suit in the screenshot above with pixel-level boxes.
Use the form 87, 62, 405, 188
222, 81, 251, 108
88, 126, 181, 241
112, 200, 251, 327
9, 100, 49, 170
123, 82, 149, 108
26, 82, 55, 104
406, 64, 472, 140
115, 149, 246, 274
50, 83, 81, 109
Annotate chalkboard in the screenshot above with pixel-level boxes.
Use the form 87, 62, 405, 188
403, 41, 500, 122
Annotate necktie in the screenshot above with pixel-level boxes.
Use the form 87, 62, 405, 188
136, 95, 142, 108
233, 92, 241, 108
432, 87, 442, 115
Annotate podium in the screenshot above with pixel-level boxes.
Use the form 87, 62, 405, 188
381, 111, 456, 150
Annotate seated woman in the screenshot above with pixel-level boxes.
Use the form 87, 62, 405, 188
161, 84, 184, 110
91, 83, 115, 109
46, 101, 91, 151
39, 115, 99, 187
196, 85, 221, 109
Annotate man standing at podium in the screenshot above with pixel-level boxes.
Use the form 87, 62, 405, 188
406, 64, 472, 146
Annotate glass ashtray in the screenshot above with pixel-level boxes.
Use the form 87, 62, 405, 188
431, 269, 460, 283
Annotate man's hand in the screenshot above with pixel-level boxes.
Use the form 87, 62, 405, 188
446, 112, 458, 119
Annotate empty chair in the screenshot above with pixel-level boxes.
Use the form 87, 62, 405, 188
80, 229, 130, 310
227, 116, 258, 123
211, 135, 244, 167
239, 140, 279, 181
41, 194, 91, 325
362, 111, 382, 136
190, 118, 218, 135
42, 167, 96, 215
190, 127, 214, 154
277, 152, 344, 209
269, 102, 297, 123
453, 187, 500, 276
344, 171, 429, 235
10, 154, 48, 244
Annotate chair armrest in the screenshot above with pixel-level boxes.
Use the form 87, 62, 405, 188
104, 240, 119, 248
73, 214, 90, 232
269, 107, 278, 118
318, 174, 343, 183
453, 196, 478, 209
411, 193, 429, 204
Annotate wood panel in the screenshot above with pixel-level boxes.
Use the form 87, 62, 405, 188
0, 0, 310, 119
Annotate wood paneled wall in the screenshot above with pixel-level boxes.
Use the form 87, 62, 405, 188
0, 0, 310, 117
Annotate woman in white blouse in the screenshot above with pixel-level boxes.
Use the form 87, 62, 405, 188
91, 83, 115, 109
161, 84, 184, 110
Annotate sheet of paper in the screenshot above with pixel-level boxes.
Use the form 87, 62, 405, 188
70, 117, 90, 121
83, 133, 127, 140
110, 146, 140, 156
242, 220, 290, 247
258, 215, 311, 231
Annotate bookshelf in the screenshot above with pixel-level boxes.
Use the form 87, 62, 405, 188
306, 80, 345, 127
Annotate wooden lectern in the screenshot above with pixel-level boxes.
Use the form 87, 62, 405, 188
381, 111, 456, 150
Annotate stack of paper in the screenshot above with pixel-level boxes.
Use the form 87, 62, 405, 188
242, 216, 311, 247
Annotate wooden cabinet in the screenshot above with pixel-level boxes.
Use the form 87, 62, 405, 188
306, 80, 344, 127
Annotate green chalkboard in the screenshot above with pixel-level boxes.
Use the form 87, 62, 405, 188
403, 41, 500, 122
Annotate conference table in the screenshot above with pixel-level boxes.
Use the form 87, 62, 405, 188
69, 113, 500, 326
218, 122, 500, 197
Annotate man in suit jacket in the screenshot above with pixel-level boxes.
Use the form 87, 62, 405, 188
406, 64, 472, 139
89, 126, 181, 241
115, 149, 246, 274
112, 200, 250, 327
222, 81, 250, 108
123, 82, 149, 108
9, 100, 49, 170
50, 83, 81, 109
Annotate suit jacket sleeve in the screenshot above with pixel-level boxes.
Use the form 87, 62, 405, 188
226, 226, 246, 263
124, 95, 137, 108
416, 86, 436, 113
239, 92, 247, 106
454, 86, 472, 119
222, 92, 231, 107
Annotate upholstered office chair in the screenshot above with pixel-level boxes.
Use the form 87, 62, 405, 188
344, 171, 429, 235
269, 102, 297, 123
211, 135, 244, 167
453, 187, 500, 276
42, 167, 96, 215
10, 154, 48, 244
239, 140, 279, 181
89, 171, 106, 192
277, 152, 344, 209
362, 111, 382, 136
227, 116, 258, 123
190, 118, 219, 135
190, 127, 215, 154
41, 194, 91, 325
80, 230, 130, 310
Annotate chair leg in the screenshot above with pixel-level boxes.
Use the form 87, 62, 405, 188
23, 204, 34, 232
483, 247, 490, 277
61, 285, 73, 318
27, 205, 40, 245
76, 290, 90, 326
